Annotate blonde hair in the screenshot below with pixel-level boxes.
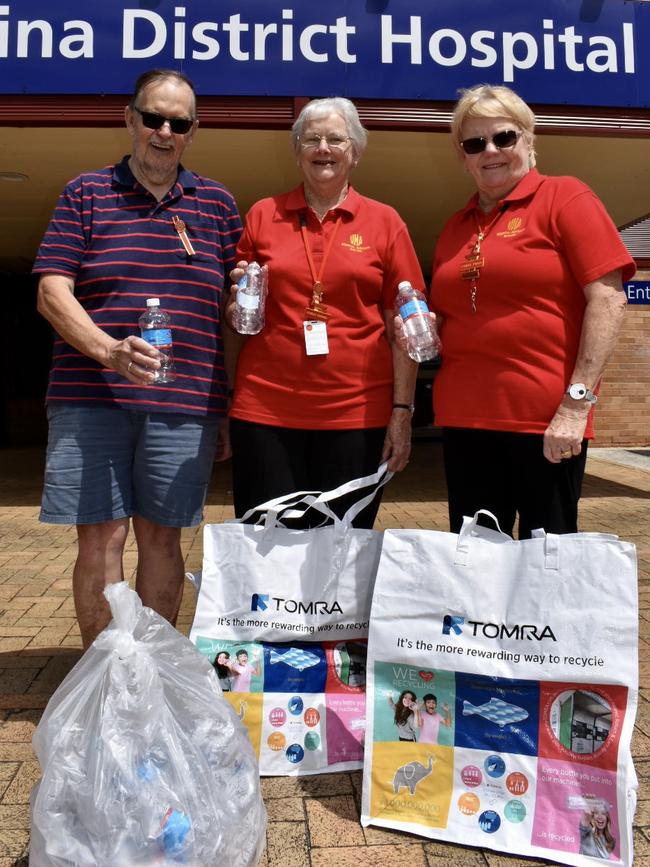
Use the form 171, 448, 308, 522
451, 84, 536, 167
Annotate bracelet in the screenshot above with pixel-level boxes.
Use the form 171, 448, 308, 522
393, 403, 415, 414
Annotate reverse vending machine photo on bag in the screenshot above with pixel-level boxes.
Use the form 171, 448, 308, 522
361, 511, 638, 867
190, 466, 390, 776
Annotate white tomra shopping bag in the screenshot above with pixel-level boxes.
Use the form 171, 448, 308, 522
361, 511, 638, 867
190, 464, 391, 776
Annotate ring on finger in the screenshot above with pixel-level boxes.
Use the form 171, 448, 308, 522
560, 449, 572, 458
127, 361, 134, 373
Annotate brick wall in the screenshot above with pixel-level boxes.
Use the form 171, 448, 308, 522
594, 268, 650, 447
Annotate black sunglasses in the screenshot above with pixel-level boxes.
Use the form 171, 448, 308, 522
460, 129, 521, 155
133, 105, 194, 135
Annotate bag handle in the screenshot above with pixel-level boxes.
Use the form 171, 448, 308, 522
460, 523, 566, 572
454, 509, 512, 566
529, 527, 559, 570
234, 462, 393, 531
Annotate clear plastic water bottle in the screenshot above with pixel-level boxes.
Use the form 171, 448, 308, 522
138, 298, 176, 383
394, 281, 440, 363
233, 262, 267, 335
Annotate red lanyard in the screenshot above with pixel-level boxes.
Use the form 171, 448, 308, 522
300, 213, 342, 321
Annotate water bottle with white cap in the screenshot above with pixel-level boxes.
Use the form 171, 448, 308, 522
138, 298, 176, 383
394, 281, 440, 363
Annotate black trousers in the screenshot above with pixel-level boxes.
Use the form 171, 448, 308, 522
442, 427, 588, 539
230, 419, 387, 529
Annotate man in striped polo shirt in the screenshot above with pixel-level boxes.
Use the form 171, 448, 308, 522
34, 69, 242, 648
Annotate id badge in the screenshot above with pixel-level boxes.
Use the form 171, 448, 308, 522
303, 320, 329, 356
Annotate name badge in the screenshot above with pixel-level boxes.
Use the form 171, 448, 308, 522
303, 320, 329, 356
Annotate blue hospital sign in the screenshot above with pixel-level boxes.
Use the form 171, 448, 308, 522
625, 282, 650, 305
0, 0, 648, 106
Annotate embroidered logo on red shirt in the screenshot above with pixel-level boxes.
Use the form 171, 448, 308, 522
497, 217, 525, 238
342, 233, 371, 253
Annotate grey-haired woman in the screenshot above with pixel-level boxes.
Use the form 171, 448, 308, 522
226, 97, 425, 527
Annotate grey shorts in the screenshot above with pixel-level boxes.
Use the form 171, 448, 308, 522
41, 405, 220, 527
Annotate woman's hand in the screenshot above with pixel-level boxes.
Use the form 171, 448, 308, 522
392, 312, 439, 357
543, 401, 590, 463
224, 260, 249, 328
544, 270, 626, 464
383, 309, 418, 471
392, 315, 409, 354
382, 409, 412, 472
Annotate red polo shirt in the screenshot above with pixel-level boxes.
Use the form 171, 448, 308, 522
429, 170, 635, 437
230, 185, 424, 429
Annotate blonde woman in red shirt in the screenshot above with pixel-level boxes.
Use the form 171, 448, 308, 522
428, 84, 635, 538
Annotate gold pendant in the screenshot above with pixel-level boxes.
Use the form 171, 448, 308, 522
460, 234, 484, 280
305, 304, 330, 322
305, 280, 330, 321
460, 258, 484, 280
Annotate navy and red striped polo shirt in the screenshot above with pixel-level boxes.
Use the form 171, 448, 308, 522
33, 156, 242, 417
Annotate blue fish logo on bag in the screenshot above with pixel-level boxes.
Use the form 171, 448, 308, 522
463, 697, 530, 727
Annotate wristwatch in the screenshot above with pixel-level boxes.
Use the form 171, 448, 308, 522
393, 403, 415, 415
565, 383, 598, 404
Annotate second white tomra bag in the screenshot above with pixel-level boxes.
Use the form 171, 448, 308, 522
190, 465, 390, 775
361, 511, 638, 867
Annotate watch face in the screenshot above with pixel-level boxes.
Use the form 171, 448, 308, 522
569, 383, 587, 400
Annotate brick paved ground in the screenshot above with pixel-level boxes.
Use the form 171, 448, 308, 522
0, 441, 648, 867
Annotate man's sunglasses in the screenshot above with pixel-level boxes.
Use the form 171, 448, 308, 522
460, 129, 521, 155
133, 106, 194, 135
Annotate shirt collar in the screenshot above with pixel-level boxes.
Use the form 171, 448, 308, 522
112, 155, 197, 193
461, 168, 546, 217
285, 183, 360, 218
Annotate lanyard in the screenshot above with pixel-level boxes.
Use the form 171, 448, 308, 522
300, 212, 342, 321
459, 204, 509, 313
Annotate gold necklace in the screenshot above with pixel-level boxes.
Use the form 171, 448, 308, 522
304, 184, 348, 221
459, 206, 508, 313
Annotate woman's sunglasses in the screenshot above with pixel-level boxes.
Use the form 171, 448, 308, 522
460, 129, 521, 155
133, 106, 194, 135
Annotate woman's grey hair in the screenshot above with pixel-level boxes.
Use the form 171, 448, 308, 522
291, 97, 368, 160
451, 84, 536, 167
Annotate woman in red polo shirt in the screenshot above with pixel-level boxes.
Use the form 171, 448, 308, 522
226, 97, 424, 527
429, 84, 635, 538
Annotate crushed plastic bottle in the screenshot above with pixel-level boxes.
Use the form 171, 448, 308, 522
233, 262, 267, 335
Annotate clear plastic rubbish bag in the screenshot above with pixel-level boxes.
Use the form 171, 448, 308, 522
30, 582, 266, 867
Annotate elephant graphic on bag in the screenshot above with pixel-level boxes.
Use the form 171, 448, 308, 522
392, 755, 436, 795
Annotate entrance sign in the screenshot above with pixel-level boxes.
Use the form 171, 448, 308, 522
625, 282, 650, 305
0, 1, 648, 107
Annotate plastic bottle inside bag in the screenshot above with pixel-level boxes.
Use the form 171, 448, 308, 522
30, 583, 266, 867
